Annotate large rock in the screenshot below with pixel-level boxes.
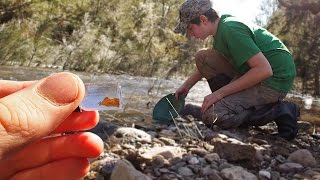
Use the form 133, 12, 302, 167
112, 127, 152, 143
110, 160, 151, 180
221, 166, 258, 180
288, 149, 317, 167
212, 138, 257, 162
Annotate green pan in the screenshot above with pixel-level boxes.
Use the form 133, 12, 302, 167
152, 93, 186, 124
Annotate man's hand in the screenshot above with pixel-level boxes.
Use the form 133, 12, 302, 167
201, 91, 223, 113
0, 72, 103, 179
175, 85, 190, 99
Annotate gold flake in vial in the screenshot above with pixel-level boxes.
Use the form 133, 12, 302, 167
79, 82, 123, 111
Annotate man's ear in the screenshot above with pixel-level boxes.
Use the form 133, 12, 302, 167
199, 15, 208, 24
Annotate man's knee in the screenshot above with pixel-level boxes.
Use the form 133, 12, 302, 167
202, 111, 234, 129
201, 106, 216, 127
201, 103, 249, 129
201, 105, 233, 129
194, 49, 212, 65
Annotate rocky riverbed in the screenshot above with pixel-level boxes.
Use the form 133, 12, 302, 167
0, 66, 318, 180
84, 113, 319, 180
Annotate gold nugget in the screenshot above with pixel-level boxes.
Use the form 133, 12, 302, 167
98, 97, 120, 107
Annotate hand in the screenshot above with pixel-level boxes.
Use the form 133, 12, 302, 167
175, 85, 189, 99
201, 91, 223, 113
0, 72, 103, 180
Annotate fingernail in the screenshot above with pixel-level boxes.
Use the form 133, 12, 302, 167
36, 73, 79, 106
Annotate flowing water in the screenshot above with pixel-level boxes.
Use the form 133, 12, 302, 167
0, 65, 319, 127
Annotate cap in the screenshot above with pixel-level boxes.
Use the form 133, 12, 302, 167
174, 0, 212, 35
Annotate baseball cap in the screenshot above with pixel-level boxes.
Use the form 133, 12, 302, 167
174, 0, 213, 35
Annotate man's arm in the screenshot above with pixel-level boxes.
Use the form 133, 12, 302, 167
175, 69, 203, 98
219, 52, 272, 96
201, 52, 273, 112
183, 69, 203, 89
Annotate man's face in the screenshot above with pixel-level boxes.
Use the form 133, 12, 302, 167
186, 18, 210, 40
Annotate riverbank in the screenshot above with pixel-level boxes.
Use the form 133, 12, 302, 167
1, 65, 319, 179
84, 117, 320, 180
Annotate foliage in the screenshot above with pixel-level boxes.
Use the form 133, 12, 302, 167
1, 0, 319, 95
267, 0, 320, 95
0, 0, 201, 79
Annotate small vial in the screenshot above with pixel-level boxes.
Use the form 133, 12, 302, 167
78, 82, 123, 111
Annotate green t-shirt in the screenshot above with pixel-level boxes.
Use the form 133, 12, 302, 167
213, 14, 296, 93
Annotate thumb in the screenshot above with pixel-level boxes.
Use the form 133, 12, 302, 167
0, 72, 85, 158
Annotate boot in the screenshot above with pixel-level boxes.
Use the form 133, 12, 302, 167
180, 103, 202, 120
240, 103, 278, 127
241, 101, 300, 140
274, 101, 299, 140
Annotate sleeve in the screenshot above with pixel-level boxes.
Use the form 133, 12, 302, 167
223, 23, 261, 69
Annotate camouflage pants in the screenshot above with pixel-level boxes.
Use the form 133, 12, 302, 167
195, 48, 286, 129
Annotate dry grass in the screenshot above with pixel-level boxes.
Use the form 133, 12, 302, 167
166, 98, 204, 140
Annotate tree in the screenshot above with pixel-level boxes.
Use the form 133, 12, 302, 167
267, 0, 320, 95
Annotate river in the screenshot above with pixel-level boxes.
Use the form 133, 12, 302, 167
0, 65, 319, 127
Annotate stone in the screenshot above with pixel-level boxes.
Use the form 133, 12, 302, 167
212, 138, 256, 162
139, 146, 186, 160
204, 153, 220, 163
110, 160, 151, 180
221, 166, 258, 180
278, 163, 304, 173
158, 137, 176, 146
259, 170, 271, 180
151, 155, 166, 168
313, 175, 320, 180
87, 121, 118, 140
188, 148, 208, 157
288, 149, 317, 167
178, 167, 194, 177
200, 165, 218, 176
113, 127, 152, 143
271, 171, 281, 180
188, 157, 200, 165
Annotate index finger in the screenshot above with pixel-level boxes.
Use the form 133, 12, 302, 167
0, 80, 36, 98
52, 111, 99, 133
